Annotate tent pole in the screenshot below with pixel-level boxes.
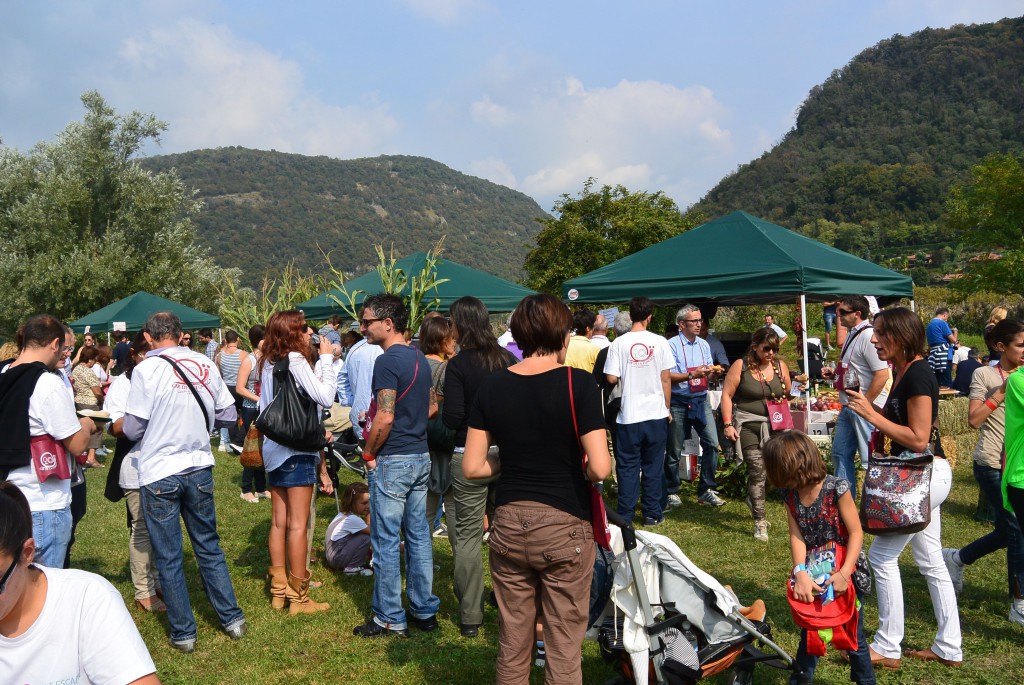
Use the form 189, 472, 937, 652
910, 299, 916, 313
801, 294, 810, 432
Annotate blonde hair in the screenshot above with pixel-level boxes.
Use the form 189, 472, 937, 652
0, 342, 19, 360
988, 306, 1008, 327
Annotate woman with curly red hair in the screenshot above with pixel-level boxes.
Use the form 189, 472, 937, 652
260, 310, 336, 615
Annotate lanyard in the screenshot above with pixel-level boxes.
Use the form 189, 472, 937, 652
677, 333, 707, 369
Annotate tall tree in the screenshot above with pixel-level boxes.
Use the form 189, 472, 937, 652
946, 152, 1024, 295
524, 179, 703, 294
0, 91, 233, 337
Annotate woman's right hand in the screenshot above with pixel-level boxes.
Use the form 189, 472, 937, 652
318, 335, 333, 357
724, 425, 739, 442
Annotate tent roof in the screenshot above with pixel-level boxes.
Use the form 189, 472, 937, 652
69, 292, 220, 333
298, 253, 537, 318
561, 211, 913, 306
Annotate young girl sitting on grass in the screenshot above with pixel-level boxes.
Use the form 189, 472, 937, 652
764, 432, 875, 685
325, 482, 372, 576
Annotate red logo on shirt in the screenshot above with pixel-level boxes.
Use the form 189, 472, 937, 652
629, 343, 654, 363
169, 358, 210, 387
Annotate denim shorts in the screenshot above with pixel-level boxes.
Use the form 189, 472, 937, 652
823, 311, 836, 332
267, 454, 317, 488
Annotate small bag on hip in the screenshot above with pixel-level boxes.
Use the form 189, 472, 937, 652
239, 424, 264, 469
31, 435, 71, 482
568, 367, 612, 551
860, 449, 933, 535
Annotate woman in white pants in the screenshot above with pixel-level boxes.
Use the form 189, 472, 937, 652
847, 307, 962, 669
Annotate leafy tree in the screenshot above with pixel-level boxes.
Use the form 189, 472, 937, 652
0, 91, 233, 337
947, 152, 1024, 294
524, 179, 704, 294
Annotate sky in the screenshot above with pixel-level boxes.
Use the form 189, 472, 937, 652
2, 1, 1021, 212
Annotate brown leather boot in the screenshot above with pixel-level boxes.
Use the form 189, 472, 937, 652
287, 571, 330, 615
268, 566, 288, 610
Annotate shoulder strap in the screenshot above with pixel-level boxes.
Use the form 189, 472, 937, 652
839, 324, 872, 361
567, 367, 586, 471
159, 355, 212, 432
396, 352, 419, 403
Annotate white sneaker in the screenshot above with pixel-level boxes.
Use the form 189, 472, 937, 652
218, 442, 228, 453
942, 548, 964, 594
95, 447, 109, 457
698, 490, 726, 507
666, 494, 682, 509
1010, 602, 1024, 628
753, 520, 770, 541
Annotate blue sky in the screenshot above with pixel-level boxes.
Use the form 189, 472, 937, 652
2, 1, 1021, 211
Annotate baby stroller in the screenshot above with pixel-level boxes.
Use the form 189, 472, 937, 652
593, 510, 799, 685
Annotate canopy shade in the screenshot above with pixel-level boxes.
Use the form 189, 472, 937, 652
561, 211, 914, 306
69, 291, 220, 333
298, 253, 537, 319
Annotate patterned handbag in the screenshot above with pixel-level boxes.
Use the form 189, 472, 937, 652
860, 449, 933, 535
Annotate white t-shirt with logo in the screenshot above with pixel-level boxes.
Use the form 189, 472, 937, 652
2, 369, 82, 512
104, 374, 143, 490
0, 565, 156, 685
839, 321, 889, 406
604, 330, 674, 424
126, 347, 235, 487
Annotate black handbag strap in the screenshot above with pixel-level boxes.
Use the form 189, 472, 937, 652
159, 355, 212, 432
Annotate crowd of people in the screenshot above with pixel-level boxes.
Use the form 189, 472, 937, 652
1, 294, 1022, 684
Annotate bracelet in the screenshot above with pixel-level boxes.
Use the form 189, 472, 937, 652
793, 564, 806, 576
985, 398, 999, 411
724, 418, 735, 428
362, 453, 376, 462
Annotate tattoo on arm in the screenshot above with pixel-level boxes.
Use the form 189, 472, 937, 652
377, 388, 397, 415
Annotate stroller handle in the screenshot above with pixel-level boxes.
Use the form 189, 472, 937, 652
604, 507, 637, 552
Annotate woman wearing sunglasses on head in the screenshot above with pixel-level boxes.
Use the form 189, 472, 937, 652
0, 481, 160, 684
720, 326, 793, 541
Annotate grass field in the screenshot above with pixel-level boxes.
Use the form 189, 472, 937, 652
72, 437, 1023, 685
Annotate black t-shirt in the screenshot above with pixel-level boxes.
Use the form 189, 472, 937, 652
883, 358, 945, 457
469, 366, 605, 519
112, 341, 131, 368
372, 344, 431, 456
442, 348, 517, 448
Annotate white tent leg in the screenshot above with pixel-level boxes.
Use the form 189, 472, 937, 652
801, 295, 810, 430
910, 299, 916, 312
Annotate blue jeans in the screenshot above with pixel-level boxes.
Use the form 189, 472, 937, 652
960, 462, 1024, 598
142, 467, 245, 644
31, 506, 72, 568
831, 408, 872, 501
823, 311, 836, 333
615, 419, 668, 523
666, 397, 720, 501
368, 452, 440, 628
791, 604, 875, 685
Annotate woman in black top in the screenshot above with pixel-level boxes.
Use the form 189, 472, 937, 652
464, 293, 611, 684
442, 296, 518, 636
847, 307, 962, 668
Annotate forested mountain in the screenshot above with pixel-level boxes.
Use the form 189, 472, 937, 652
143, 148, 547, 284
692, 17, 1024, 270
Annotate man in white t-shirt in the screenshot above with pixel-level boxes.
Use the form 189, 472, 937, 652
0, 314, 98, 569
823, 295, 890, 497
0, 481, 160, 684
764, 315, 789, 347
124, 312, 245, 653
604, 297, 674, 526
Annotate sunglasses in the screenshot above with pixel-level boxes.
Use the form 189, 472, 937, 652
837, 308, 856, 316
359, 318, 382, 327
760, 345, 779, 353
0, 554, 18, 595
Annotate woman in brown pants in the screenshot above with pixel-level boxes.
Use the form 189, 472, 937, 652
464, 294, 611, 684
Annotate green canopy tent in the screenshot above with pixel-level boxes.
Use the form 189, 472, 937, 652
561, 211, 913, 306
297, 252, 537, 319
561, 211, 914, 430
69, 291, 220, 334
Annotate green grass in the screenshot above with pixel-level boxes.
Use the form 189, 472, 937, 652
72, 441, 1023, 685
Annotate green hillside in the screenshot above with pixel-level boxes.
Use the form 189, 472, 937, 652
142, 148, 547, 285
693, 16, 1024, 271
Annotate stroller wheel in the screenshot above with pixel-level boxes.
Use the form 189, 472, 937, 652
727, 665, 754, 685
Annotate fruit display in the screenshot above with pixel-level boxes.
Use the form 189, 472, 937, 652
790, 389, 842, 412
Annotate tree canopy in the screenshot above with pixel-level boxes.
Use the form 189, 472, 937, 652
0, 92, 232, 338
524, 179, 704, 294
946, 152, 1024, 295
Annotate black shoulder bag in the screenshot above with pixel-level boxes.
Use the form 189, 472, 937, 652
255, 356, 326, 452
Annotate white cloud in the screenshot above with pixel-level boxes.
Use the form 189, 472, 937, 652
468, 157, 518, 189
400, 0, 481, 24
111, 20, 399, 158
466, 77, 734, 204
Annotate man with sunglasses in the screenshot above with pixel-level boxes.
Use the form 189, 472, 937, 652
823, 295, 890, 496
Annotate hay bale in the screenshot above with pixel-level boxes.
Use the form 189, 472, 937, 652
951, 430, 981, 471
938, 397, 971, 436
